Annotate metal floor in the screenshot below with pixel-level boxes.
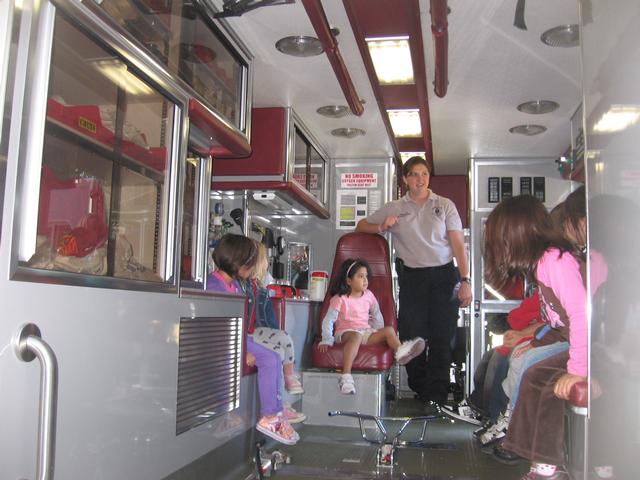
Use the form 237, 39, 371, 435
242, 398, 528, 480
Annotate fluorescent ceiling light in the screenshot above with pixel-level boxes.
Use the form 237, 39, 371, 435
93, 59, 154, 96
366, 37, 414, 85
387, 109, 422, 137
400, 151, 426, 163
593, 105, 640, 133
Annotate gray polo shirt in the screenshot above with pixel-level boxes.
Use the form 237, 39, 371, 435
366, 191, 462, 268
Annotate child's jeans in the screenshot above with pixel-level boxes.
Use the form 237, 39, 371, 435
503, 341, 569, 409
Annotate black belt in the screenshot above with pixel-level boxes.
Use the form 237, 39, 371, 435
399, 260, 454, 272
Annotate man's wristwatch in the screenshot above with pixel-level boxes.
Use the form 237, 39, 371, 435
460, 277, 471, 284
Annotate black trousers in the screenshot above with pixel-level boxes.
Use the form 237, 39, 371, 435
396, 260, 460, 404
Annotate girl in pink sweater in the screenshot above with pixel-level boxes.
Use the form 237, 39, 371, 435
483, 194, 603, 479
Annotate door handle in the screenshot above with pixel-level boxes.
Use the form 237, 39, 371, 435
13, 323, 58, 480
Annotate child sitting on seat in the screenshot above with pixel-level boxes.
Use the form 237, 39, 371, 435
207, 234, 299, 445
317, 258, 425, 394
243, 242, 305, 398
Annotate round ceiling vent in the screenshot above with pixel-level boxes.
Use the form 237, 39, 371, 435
541, 25, 579, 48
517, 100, 559, 114
509, 124, 547, 136
331, 127, 366, 138
275, 36, 324, 57
317, 105, 350, 118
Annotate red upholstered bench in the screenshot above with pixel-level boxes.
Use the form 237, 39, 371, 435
311, 232, 396, 371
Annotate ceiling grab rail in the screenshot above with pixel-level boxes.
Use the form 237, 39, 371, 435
13, 323, 59, 480
301, 0, 365, 116
430, 0, 449, 98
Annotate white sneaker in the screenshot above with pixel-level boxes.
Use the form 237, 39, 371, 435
395, 337, 426, 365
442, 399, 483, 425
339, 374, 356, 394
479, 409, 511, 445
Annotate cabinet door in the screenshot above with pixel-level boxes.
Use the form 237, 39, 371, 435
293, 126, 309, 189
309, 144, 326, 204
18, 13, 180, 286
95, 0, 250, 134
180, 154, 211, 286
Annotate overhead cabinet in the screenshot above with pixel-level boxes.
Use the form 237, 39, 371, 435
212, 108, 330, 218
95, 0, 253, 157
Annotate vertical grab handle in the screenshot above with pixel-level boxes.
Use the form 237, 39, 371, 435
13, 323, 58, 480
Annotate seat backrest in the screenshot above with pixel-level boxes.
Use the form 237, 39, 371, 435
318, 232, 397, 331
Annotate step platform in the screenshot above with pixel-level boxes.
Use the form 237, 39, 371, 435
301, 370, 387, 427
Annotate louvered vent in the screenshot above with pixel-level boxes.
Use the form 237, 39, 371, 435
176, 316, 243, 435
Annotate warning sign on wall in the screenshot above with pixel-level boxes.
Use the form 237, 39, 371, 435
340, 172, 378, 189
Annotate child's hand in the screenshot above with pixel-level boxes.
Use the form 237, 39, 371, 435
553, 372, 586, 400
317, 343, 329, 353
246, 352, 256, 367
503, 329, 523, 347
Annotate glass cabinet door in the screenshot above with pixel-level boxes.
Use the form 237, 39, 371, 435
23, 14, 177, 283
180, 153, 211, 286
95, 0, 248, 132
293, 126, 308, 189
309, 145, 326, 204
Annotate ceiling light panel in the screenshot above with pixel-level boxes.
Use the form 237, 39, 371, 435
387, 109, 422, 137
366, 37, 414, 85
593, 105, 640, 133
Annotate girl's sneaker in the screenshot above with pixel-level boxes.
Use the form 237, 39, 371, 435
521, 464, 569, 479
339, 374, 356, 394
282, 404, 306, 424
479, 409, 510, 446
284, 374, 304, 394
441, 398, 483, 425
395, 337, 426, 365
256, 415, 298, 445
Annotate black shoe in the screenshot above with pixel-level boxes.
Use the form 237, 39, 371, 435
492, 444, 526, 466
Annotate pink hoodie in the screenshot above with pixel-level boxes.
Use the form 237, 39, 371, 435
536, 248, 607, 377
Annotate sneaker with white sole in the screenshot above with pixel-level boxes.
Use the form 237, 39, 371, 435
339, 373, 356, 394
256, 414, 298, 445
284, 374, 304, 394
395, 337, 426, 365
479, 409, 510, 446
441, 399, 483, 425
282, 404, 306, 424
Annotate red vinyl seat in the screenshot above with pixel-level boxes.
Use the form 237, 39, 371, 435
311, 232, 397, 371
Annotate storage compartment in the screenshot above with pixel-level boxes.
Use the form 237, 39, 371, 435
20, 13, 179, 283
212, 108, 330, 218
95, 0, 251, 136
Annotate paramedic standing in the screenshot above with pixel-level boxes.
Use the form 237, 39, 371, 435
356, 156, 472, 405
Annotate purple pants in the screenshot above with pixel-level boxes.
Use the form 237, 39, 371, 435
246, 336, 283, 417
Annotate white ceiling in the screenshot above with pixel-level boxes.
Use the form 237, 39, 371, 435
214, 0, 582, 175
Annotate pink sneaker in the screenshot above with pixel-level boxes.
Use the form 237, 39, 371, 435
284, 374, 304, 394
283, 404, 306, 424
256, 415, 298, 445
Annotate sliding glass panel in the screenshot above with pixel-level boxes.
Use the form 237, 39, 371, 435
25, 14, 176, 283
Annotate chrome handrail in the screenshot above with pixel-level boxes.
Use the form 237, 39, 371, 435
14, 323, 58, 480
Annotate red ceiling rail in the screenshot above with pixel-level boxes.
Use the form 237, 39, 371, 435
301, 0, 365, 116
430, 0, 449, 98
